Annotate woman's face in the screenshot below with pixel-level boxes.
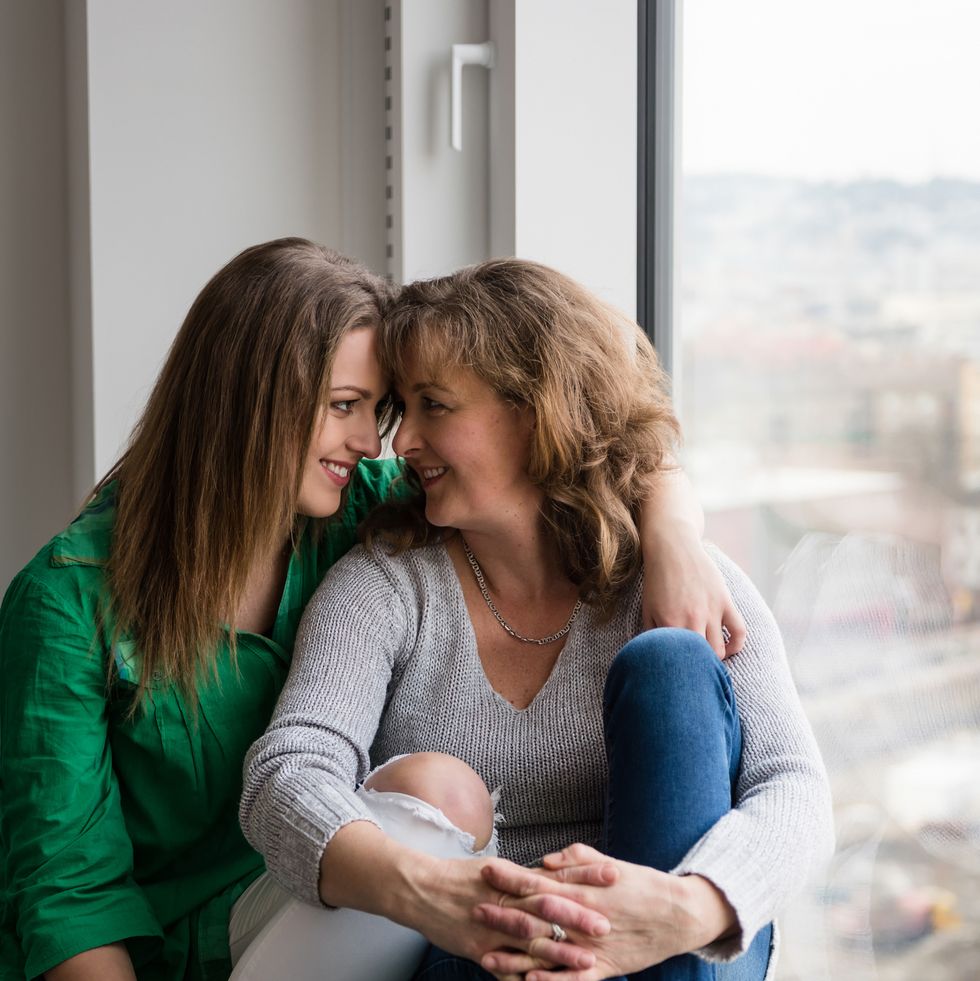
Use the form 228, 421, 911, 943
391, 357, 539, 533
295, 327, 386, 518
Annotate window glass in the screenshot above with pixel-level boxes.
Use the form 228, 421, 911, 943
680, 2, 980, 976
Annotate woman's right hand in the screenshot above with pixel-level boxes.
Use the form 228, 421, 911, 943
476, 844, 738, 981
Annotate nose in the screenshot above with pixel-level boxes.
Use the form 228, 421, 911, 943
348, 416, 382, 460
392, 406, 422, 458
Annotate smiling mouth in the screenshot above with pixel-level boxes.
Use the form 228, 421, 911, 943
321, 460, 353, 486
420, 466, 448, 486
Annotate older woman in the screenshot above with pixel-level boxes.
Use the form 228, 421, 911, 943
238, 259, 833, 981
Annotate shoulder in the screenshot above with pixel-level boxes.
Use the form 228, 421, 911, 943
1, 485, 118, 631
48, 482, 117, 570
7, 482, 116, 596
0, 562, 108, 694
308, 539, 448, 621
294, 542, 451, 669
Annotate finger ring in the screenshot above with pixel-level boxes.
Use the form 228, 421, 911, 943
550, 922, 567, 943
721, 625, 731, 644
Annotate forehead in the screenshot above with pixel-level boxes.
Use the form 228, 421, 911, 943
330, 326, 385, 385
399, 353, 500, 401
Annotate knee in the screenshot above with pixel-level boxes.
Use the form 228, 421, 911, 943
364, 753, 495, 850
605, 628, 728, 710
614, 627, 719, 682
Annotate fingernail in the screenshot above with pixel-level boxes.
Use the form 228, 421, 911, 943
482, 955, 497, 970
473, 906, 486, 922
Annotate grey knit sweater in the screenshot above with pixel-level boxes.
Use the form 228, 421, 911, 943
240, 543, 834, 959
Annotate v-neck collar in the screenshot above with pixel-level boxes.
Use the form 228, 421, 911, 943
436, 544, 584, 715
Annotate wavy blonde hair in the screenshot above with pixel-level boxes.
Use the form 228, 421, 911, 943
367, 258, 679, 618
97, 238, 393, 707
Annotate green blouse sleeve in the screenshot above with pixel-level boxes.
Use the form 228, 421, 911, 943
0, 571, 161, 978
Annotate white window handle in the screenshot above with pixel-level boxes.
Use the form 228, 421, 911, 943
451, 42, 495, 151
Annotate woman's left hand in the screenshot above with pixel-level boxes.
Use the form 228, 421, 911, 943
637, 467, 745, 658
475, 844, 738, 981
640, 524, 746, 659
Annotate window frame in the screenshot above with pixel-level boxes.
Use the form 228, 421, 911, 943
637, 0, 679, 377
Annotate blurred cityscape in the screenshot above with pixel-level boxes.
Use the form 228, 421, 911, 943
679, 174, 980, 979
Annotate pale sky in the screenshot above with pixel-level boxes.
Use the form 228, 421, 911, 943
682, 0, 980, 182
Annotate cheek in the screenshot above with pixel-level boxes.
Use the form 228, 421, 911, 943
311, 417, 338, 452
303, 453, 321, 485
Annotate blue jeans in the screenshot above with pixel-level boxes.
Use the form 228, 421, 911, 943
412, 629, 772, 981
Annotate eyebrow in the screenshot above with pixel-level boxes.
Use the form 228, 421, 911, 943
330, 385, 375, 398
410, 381, 452, 393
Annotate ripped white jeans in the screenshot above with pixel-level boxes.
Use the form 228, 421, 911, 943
228, 783, 497, 981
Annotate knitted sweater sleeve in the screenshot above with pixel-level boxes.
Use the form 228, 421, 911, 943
671, 546, 835, 960
239, 545, 409, 906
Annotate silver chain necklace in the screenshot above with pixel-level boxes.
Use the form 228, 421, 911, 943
460, 537, 582, 646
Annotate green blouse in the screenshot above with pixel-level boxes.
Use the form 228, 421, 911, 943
0, 460, 403, 980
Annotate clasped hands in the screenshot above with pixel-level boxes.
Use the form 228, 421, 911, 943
469, 843, 736, 981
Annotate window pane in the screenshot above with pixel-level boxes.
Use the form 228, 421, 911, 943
680, 2, 980, 977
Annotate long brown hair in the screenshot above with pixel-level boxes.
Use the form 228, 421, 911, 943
367, 258, 680, 619
98, 238, 392, 705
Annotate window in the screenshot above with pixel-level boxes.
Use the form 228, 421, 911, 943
670, 1, 980, 976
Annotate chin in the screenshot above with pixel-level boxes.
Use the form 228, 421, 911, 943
297, 491, 342, 519
423, 501, 453, 529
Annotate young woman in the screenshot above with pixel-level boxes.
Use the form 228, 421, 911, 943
238, 259, 834, 981
0, 241, 735, 981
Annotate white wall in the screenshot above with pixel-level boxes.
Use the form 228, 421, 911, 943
0, 0, 74, 587
340, 0, 389, 275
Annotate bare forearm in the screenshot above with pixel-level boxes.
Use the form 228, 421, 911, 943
636, 463, 745, 654
45, 943, 137, 981
318, 820, 425, 925
640, 465, 704, 541
317, 822, 594, 971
